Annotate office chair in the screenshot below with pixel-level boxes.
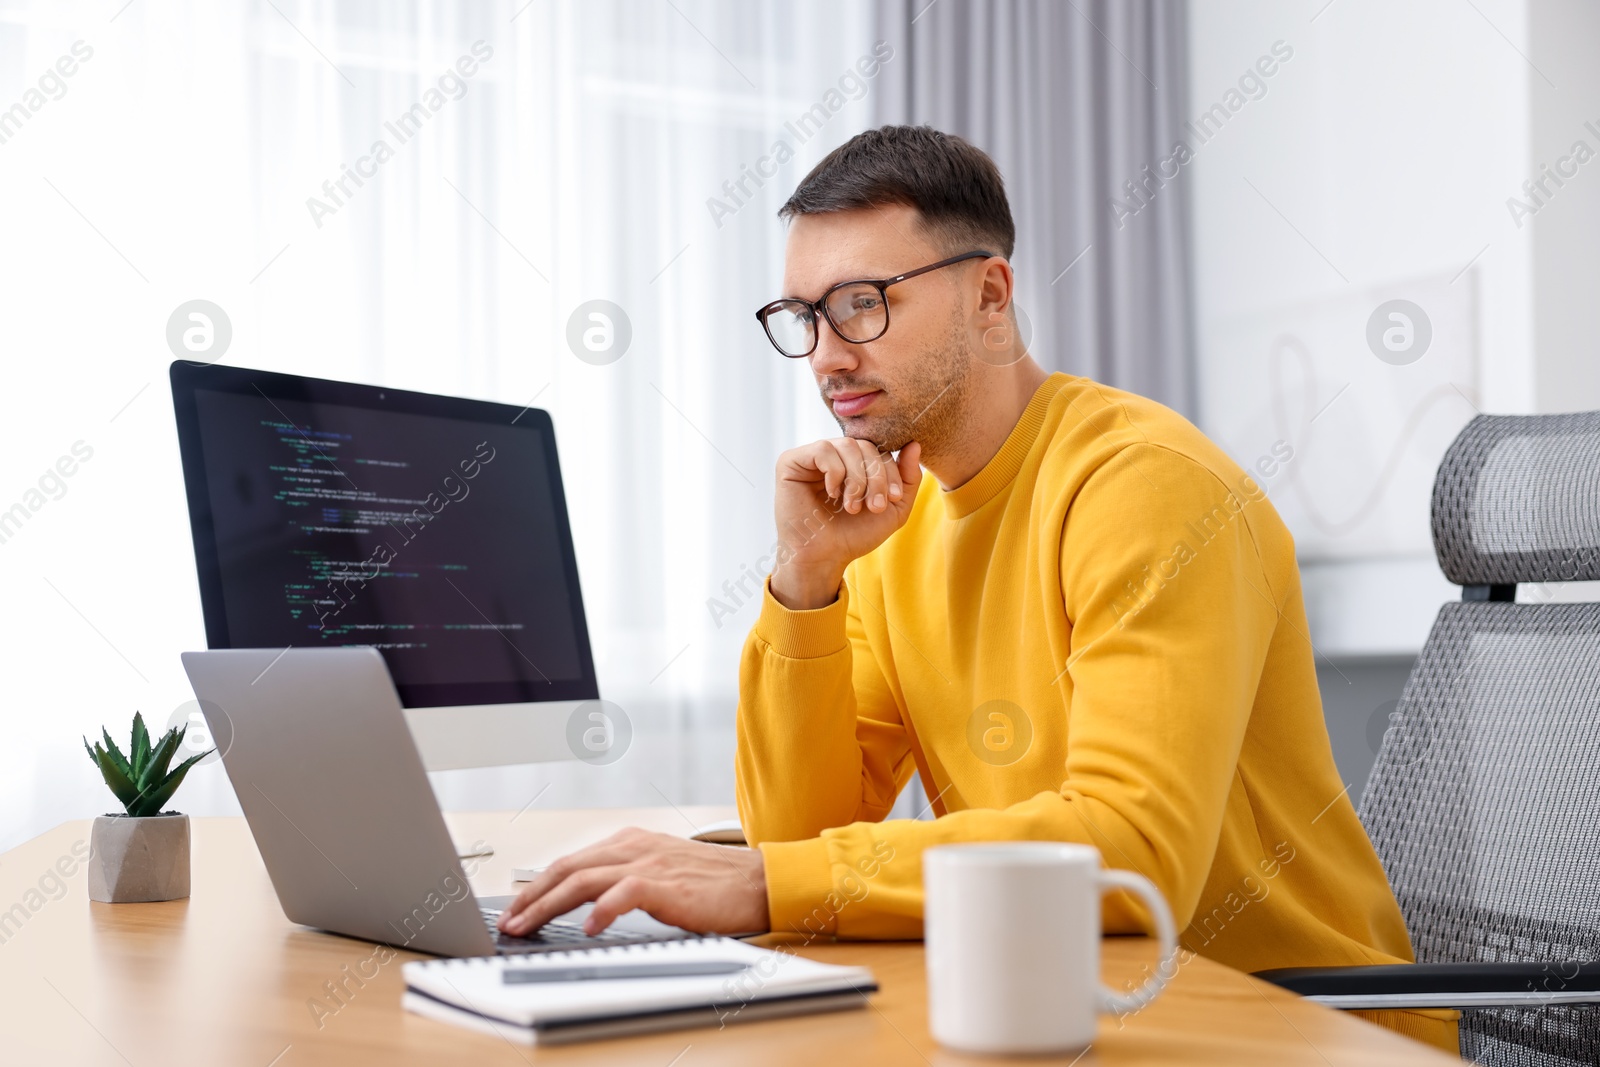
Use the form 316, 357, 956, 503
1257, 410, 1600, 1066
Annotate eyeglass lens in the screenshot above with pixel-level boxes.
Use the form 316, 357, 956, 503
764, 300, 816, 357
764, 283, 888, 357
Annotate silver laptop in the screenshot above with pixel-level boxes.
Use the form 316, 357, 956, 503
181, 646, 697, 956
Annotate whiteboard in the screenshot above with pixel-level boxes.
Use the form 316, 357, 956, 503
1201, 271, 1480, 560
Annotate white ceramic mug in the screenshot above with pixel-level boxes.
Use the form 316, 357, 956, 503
924, 842, 1178, 1054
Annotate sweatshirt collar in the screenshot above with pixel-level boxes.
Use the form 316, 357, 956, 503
940, 373, 1071, 519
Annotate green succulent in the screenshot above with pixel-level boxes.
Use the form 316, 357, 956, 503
84, 712, 213, 818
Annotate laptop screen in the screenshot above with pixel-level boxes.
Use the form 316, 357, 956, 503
170, 361, 599, 708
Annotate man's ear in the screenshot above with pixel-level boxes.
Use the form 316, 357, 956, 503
968, 257, 1018, 363
973, 256, 1014, 323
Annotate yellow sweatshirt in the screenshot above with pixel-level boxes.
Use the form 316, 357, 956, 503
736, 373, 1457, 1052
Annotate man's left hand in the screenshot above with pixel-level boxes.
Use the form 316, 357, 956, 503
496, 827, 770, 937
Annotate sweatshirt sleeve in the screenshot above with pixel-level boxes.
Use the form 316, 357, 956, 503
734, 568, 916, 850
755, 445, 1282, 939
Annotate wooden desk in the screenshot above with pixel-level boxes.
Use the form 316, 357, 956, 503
0, 810, 1457, 1065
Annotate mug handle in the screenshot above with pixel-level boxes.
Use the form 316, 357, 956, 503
1095, 869, 1179, 1016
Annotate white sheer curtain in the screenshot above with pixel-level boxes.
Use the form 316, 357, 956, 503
0, 0, 887, 849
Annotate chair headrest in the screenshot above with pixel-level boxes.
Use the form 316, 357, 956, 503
1432, 411, 1600, 586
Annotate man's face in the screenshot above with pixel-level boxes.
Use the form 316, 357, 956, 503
781, 204, 979, 453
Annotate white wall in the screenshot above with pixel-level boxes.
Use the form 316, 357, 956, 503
1186, 0, 1543, 657
1188, 0, 1600, 795
1528, 0, 1600, 413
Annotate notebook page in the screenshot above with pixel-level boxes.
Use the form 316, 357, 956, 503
402, 938, 875, 1028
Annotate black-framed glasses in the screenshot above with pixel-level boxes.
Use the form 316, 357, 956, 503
754, 250, 996, 359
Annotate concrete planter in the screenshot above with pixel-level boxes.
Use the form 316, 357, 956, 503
88, 813, 191, 903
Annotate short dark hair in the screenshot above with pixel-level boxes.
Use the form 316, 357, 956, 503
778, 125, 1016, 259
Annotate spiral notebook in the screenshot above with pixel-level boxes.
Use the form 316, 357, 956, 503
401, 937, 877, 1045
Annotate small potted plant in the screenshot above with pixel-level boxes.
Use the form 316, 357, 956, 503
83, 712, 212, 903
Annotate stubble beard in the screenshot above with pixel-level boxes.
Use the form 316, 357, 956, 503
829, 316, 972, 456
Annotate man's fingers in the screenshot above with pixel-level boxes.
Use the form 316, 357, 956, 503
506, 851, 589, 914
857, 438, 891, 513
811, 444, 847, 502
880, 444, 904, 502
584, 875, 658, 935
502, 864, 630, 935
897, 442, 924, 494
778, 443, 841, 495
781, 438, 916, 514
830, 439, 870, 513
499, 830, 649, 929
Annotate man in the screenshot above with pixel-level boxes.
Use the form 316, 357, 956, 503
501, 126, 1455, 1051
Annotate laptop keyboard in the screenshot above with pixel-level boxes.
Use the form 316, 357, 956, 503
481, 907, 689, 954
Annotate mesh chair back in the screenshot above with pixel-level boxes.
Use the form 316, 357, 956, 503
1432, 411, 1600, 586
1361, 411, 1600, 1066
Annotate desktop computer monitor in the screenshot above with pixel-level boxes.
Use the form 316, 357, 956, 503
169, 361, 599, 770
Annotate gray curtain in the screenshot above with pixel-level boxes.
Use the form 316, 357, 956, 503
871, 0, 1196, 419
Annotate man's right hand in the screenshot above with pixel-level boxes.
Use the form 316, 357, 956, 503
769, 438, 923, 610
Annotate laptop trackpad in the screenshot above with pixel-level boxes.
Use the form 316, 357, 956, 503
478, 895, 686, 935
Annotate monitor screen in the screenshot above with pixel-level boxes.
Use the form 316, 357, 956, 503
170, 362, 599, 709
